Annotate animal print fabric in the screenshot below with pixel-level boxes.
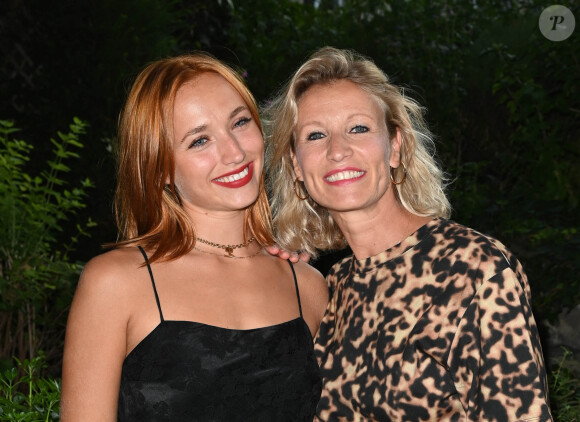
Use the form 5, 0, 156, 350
314, 218, 552, 421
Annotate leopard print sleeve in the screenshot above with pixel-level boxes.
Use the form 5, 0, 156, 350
447, 265, 552, 421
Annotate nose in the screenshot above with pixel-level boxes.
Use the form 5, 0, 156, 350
221, 132, 246, 164
326, 133, 352, 162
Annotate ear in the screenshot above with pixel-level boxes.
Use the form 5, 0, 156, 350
388, 127, 403, 168
290, 150, 304, 181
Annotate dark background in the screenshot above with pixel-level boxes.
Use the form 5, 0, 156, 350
1, 0, 578, 405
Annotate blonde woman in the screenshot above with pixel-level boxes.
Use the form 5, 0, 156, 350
265, 47, 552, 421
61, 52, 327, 421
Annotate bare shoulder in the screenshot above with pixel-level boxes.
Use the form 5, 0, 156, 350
65, 246, 147, 358
291, 261, 329, 334
72, 246, 148, 312
82, 246, 144, 277
79, 246, 145, 285
291, 260, 326, 291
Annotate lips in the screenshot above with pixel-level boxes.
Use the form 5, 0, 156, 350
324, 167, 365, 185
212, 162, 254, 188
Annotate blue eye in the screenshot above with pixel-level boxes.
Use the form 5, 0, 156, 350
351, 125, 369, 134
307, 131, 325, 141
234, 117, 251, 128
189, 137, 208, 149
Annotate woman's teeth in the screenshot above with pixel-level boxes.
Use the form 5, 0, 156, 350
215, 165, 249, 183
326, 170, 364, 182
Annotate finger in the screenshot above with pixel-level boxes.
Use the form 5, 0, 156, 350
265, 245, 281, 256
287, 252, 301, 263
298, 251, 311, 263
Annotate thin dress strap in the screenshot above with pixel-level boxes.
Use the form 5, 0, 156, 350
286, 260, 303, 319
137, 246, 165, 322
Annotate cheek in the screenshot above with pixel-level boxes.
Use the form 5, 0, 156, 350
245, 128, 265, 154
172, 163, 189, 192
368, 138, 391, 169
173, 155, 204, 187
253, 136, 265, 157
247, 136, 265, 173
294, 145, 315, 171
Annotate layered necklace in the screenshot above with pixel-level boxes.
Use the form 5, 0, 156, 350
195, 236, 259, 259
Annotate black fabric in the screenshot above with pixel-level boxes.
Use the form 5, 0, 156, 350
118, 248, 321, 421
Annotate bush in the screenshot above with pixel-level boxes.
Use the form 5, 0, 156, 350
0, 119, 94, 372
0, 354, 60, 421
549, 348, 580, 421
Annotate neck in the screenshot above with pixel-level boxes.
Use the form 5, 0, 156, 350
330, 188, 431, 260
185, 206, 250, 245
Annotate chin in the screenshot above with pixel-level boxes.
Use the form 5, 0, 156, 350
317, 196, 369, 211
228, 196, 260, 211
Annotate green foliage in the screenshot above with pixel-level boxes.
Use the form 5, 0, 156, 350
450, 5, 580, 320
227, 0, 340, 99
549, 348, 580, 421
1, 1, 185, 259
0, 354, 60, 421
0, 119, 94, 370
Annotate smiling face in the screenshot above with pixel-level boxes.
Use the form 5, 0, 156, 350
172, 72, 264, 216
292, 79, 401, 215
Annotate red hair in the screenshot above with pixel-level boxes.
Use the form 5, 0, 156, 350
113, 52, 273, 262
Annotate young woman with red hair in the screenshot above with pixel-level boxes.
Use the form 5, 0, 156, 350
61, 53, 327, 421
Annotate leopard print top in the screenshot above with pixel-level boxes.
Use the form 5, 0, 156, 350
314, 218, 552, 421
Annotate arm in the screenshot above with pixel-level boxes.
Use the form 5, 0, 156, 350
61, 254, 130, 421
449, 267, 553, 421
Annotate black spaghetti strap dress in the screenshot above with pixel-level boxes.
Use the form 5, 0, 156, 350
117, 247, 322, 421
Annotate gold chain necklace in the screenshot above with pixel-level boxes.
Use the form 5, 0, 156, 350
193, 246, 262, 259
195, 236, 256, 258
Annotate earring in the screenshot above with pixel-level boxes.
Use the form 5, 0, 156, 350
390, 160, 407, 185
293, 178, 309, 200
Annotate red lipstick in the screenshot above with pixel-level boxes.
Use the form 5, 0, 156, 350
212, 162, 254, 188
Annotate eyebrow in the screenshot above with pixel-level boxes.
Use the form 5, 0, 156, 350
180, 124, 207, 144
180, 106, 249, 144
230, 105, 248, 118
297, 112, 375, 129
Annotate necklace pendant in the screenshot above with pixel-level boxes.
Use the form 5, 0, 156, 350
225, 247, 234, 257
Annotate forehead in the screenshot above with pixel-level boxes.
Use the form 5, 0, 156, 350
172, 72, 250, 142
297, 79, 385, 119
175, 72, 241, 103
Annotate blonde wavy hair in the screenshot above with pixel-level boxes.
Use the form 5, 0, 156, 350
264, 47, 450, 257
